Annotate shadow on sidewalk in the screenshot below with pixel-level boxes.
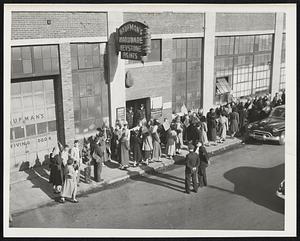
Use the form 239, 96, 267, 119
24, 157, 57, 201
223, 164, 284, 214
127, 165, 185, 193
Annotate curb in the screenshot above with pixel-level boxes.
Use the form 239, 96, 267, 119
11, 139, 242, 216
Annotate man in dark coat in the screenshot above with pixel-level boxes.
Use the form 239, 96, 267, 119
196, 142, 209, 187
281, 90, 285, 105
134, 104, 146, 126
185, 144, 200, 194
126, 106, 135, 129
91, 137, 104, 182
82, 141, 92, 184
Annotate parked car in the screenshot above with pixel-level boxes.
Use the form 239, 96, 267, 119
276, 180, 285, 199
246, 105, 285, 145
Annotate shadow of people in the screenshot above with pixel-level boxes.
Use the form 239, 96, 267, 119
32, 155, 50, 180
223, 164, 284, 214
104, 160, 120, 169
24, 167, 57, 201
126, 166, 185, 193
150, 171, 185, 185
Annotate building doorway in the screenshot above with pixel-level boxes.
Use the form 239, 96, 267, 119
126, 97, 151, 127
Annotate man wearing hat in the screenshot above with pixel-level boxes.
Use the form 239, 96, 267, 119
185, 144, 200, 194
195, 141, 209, 187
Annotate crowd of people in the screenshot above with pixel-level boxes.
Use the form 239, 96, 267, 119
48, 90, 285, 201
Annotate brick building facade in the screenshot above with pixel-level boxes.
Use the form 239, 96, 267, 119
9, 11, 286, 172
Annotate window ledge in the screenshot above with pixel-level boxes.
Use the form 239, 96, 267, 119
125, 61, 163, 69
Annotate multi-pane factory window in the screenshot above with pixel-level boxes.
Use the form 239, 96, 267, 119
214, 34, 273, 103
172, 38, 203, 113
71, 43, 108, 135
11, 45, 59, 79
279, 33, 286, 91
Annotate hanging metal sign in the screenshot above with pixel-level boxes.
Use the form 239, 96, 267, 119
117, 21, 151, 61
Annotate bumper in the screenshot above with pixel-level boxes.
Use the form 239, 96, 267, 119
248, 133, 280, 142
276, 190, 285, 199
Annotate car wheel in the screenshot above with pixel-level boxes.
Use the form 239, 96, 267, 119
278, 131, 285, 145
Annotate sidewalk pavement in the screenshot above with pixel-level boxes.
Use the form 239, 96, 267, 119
10, 137, 242, 215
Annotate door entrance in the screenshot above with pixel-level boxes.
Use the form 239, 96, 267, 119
10, 79, 58, 171
126, 97, 150, 127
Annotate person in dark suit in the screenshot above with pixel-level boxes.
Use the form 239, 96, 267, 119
185, 144, 200, 194
134, 104, 146, 126
126, 106, 135, 129
91, 137, 104, 182
195, 142, 209, 187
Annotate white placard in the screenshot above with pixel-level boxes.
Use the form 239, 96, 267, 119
163, 102, 172, 109
151, 96, 162, 109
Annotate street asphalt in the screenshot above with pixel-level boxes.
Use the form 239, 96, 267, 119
11, 142, 284, 230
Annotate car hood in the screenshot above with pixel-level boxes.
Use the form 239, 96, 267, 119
252, 117, 285, 130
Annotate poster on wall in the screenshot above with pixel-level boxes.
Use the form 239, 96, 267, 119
116, 107, 126, 123
151, 108, 163, 119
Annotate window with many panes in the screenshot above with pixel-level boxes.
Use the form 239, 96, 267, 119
126, 39, 162, 64
71, 43, 109, 135
11, 45, 59, 78
10, 79, 57, 140
279, 33, 286, 90
214, 34, 273, 102
172, 38, 203, 113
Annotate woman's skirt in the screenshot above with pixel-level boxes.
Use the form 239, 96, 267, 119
167, 143, 176, 156
152, 141, 161, 160
61, 178, 77, 199
230, 120, 239, 133
120, 143, 130, 166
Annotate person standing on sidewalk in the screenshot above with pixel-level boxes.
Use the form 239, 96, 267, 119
207, 108, 217, 145
166, 127, 177, 159
218, 111, 229, 143
175, 116, 184, 154
49, 146, 63, 194
103, 123, 112, 163
142, 121, 153, 165
185, 144, 200, 194
130, 127, 143, 167
59, 158, 78, 203
152, 119, 162, 162
92, 137, 104, 182
199, 116, 209, 146
229, 107, 239, 138
119, 121, 130, 170
70, 140, 82, 186
111, 123, 122, 163
82, 140, 92, 184
195, 142, 209, 187
60, 145, 70, 183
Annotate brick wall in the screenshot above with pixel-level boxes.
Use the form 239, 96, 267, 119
125, 39, 173, 121
216, 13, 276, 32
11, 11, 107, 40
59, 43, 75, 147
123, 12, 204, 34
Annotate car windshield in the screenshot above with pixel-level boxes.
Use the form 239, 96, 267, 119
270, 107, 285, 118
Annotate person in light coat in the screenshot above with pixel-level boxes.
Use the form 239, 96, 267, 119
59, 158, 78, 203
142, 121, 153, 165
152, 119, 162, 162
119, 121, 130, 170
166, 127, 177, 159
218, 111, 229, 142
70, 140, 82, 186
